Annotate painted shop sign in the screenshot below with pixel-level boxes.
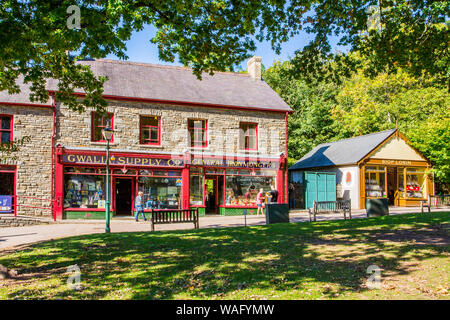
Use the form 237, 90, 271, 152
62, 153, 278, 169
62, 154, 184, 167
191, 157, 277, 169
381, 160, 412, 166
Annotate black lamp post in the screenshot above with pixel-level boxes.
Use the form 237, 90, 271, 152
102, 123, 114, 233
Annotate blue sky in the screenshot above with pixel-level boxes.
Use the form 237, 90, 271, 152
105, 24, 347, 70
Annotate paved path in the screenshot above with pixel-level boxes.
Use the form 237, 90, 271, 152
1, 207, 448, 251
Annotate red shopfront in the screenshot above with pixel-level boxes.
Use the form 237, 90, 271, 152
55, 146, 286, 219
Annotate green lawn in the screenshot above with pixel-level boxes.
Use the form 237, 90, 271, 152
0, 212, 449, 300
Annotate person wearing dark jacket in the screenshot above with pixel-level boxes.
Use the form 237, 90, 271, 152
269, 185, 278, 203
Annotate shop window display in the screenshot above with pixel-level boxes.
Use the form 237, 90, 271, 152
365, 166, 386, 198
225, 175, 274, 206
138, 177, 181, 209
405, 168, 426, 198
190, 170, 204, 205
64, 174, 106, 208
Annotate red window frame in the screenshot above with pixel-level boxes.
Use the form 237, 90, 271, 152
91, 112, 114, 142
140, 116, 161, 145
188, 119, 208, 148
0, 114, 13, 144
239, 122, 258, 151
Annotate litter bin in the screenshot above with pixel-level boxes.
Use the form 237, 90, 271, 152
366, 198, 389, 217
265, 203, 289, 224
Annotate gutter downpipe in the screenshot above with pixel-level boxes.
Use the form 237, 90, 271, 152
51, 94, 56, 221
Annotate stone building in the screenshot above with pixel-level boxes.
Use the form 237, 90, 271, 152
0, 57, 292, 219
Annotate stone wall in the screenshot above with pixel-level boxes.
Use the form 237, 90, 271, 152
56, 101, 286, 157
0, 104, 53, 217
0, 215, 51, 227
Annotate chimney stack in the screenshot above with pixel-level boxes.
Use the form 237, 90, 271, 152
247, 56, 262, 81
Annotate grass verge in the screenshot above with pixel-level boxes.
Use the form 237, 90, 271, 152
0, 212, 449, 299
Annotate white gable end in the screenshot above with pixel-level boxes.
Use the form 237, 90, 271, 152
371, 136, 425, 161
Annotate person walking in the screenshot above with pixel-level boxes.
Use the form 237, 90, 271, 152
134, 191, 146, 222
256, 188, 265, 215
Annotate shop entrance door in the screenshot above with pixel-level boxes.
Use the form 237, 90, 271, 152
205, 177, 217, 214
386, 166, 397, 206
115, 178, 134, 216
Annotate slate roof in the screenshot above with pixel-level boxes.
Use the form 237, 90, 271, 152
1, 59, 291, 112
0, 76, 51, 106
289, 129, 397, 170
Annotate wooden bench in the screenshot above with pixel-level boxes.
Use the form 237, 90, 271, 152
308, 200, 352, 222
150, 208, 199, 231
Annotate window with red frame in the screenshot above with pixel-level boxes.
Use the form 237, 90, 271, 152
239, 122, 258, 150
91, 112, 114, 142
0, 115, 13, 143
188, 119, 207, 148
140, 116, 160, 145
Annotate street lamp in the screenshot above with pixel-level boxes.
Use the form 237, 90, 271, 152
102, 123, 114, 233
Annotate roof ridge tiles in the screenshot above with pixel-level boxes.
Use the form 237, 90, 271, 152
89, 58, 251, 78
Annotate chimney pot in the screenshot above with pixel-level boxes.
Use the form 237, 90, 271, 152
247, 56, 262, 80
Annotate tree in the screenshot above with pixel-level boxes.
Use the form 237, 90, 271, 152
1, 1, 448, 114
264, 61, 339, 163
290, 1, 449, 86
0, 136, 31, 161
332, 69, 450, 187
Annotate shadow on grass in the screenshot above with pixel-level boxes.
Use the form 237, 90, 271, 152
1, 212, 449, 299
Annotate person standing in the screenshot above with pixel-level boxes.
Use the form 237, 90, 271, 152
269, 185, 279, 203
134, 191, 146, 222
288, 183, 295, 208
256, 188, 265, 215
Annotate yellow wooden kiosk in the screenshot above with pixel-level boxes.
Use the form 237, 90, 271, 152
358, 130, 433, 208
289, 129, 434, 209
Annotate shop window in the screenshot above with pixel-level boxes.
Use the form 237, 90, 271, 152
65, 167, 99, 174
139, 177, 181, 209
225, 175, 275, 206
139, 169, 152, 176
140, 116, 160, 145
188, 119, 207, 148
365, 165, 386, 198
190, 172, 204, 205
254, 170, 277, 176
64, 174, 106, 209
405, 168, 426, 198
91, 112, 114, 142
0, 115, 13, 143
239, 122, 258, 150
113, 169, 137, 175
